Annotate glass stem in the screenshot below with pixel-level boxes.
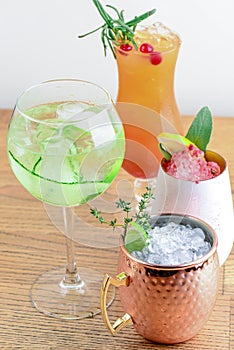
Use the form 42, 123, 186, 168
62, 207, 81, 287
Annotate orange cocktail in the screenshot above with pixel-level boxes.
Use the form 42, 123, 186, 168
115, 102, 165, 179
115, 23, 182, 179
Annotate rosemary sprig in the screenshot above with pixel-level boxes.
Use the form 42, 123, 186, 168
90, 187, 154, 233
78, 0, 156, 58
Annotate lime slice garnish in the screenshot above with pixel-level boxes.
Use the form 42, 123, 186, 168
157, 132, 197, 155
124, 222, 148, 253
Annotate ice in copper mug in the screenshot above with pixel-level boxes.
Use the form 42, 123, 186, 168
101, 214, 219, 344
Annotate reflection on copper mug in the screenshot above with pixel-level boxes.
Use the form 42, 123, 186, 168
101, 214, 219, 344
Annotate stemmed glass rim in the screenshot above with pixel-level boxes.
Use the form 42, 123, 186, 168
14, 78, 113, 126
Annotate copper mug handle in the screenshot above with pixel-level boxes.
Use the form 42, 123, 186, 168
101, 272, 133, 335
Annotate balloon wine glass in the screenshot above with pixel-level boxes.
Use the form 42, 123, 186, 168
7, 79, 125, 319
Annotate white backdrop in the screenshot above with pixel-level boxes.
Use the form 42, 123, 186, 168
0, 0, 234, 116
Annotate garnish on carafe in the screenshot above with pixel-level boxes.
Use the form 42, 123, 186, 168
78, 0, 156, 58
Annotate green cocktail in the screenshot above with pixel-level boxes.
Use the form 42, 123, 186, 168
8, 101, 124, 206
7, 79, 125, 320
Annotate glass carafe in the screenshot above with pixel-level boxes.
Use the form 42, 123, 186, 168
115, 23, 183, 200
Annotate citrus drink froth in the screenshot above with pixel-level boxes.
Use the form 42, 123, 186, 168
134, 22, 181, 51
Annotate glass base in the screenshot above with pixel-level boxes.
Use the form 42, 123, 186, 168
30, 266, 115, 320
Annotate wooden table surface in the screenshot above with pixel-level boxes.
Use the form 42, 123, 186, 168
0, 109, 233, 350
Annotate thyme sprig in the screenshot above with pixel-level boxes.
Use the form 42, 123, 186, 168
134, 187, 154, 232
78, 0, 156, 58
90, 187, 154, 233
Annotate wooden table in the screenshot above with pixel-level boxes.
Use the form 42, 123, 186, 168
0, 110, 233, 349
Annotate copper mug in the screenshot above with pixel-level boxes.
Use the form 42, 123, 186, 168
101, 214, 219, 344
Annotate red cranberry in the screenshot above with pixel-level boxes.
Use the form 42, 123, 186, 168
189, 144, 194, 151
150, 51, 162, 65
120, 43, 133, 52
140, 43, 154, 53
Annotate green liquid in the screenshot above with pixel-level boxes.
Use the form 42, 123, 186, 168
8, 102, 125, 206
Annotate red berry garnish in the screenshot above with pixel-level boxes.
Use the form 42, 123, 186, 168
120, 43, 133, 52
189, 144, 194, 151
140, 43, 154, 53
150, 51, 162, 65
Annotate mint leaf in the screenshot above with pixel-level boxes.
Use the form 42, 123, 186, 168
185, 106, 212, 151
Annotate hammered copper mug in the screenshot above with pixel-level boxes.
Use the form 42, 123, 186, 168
101, 214, 219, 344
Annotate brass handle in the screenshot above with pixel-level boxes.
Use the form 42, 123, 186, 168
101, 272, 133, 335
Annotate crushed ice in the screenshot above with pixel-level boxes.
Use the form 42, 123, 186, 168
131, 222, 211, 265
